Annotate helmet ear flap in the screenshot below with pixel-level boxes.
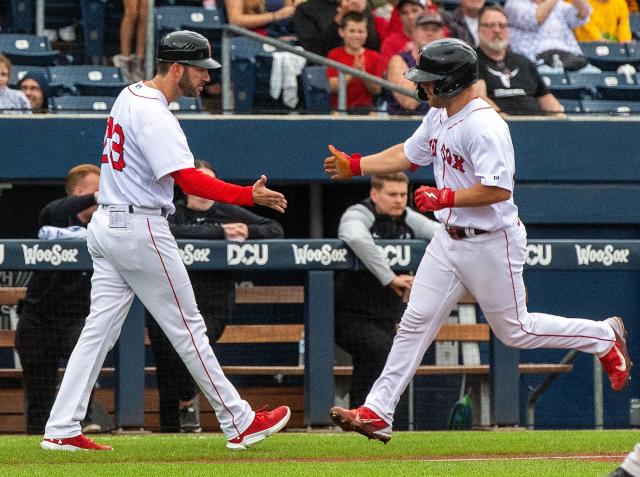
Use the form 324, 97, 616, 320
415, 86, 428, 101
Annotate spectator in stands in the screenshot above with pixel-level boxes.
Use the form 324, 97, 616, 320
146, 159, 284, 433
476, 5, 565, 115
442, 0, 486, 47
0, 54, 31, 113
380, 0, 431, 65
294, 0, 341, 55
335, 173, 439, 409
575, 0, 632, 42
504, 0, 592, 71
113, 0, 148, 83
225, 0, 297, 39
386, 12, 445, 115
326, 11, 386, 113
15, 164, 100, 434
373, 0, 401, 41
323, 0, 381, 54
18, 71, 50, 113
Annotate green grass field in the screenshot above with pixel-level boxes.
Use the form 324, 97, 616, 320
2, 430, 639, 476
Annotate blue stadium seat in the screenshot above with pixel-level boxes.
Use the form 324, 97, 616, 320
580, 99, 640, 115
0, 33, 60, 66
579, 42, 629, 71
8, 64, 49, 87
558, 99, 582, 114
8, 0, 34, 33
539, 71, 590, 99
156, 5, 226, 42
49, 65, 127, 96
80, 0, 106, 65
301, 65, 330, 113
168, 96, 204, 113
631, 12, 640, 40
623, 43, 640, 69
229, 36, 271, 112
595, 72, 640, 100
50, 95, 115, 112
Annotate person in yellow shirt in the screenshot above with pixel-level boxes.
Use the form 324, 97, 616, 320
575, 0, 632, 42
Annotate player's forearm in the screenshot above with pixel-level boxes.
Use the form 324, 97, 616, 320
453, 183, 511, 207
171, 168, 254, 206
361, 144, 411, 175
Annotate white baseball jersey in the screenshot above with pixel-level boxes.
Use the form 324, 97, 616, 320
100, 81, 195, 214
404, 97, 518, 232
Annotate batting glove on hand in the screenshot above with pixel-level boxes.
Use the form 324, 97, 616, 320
325, 145, 362, 179
414, 186, 455, 212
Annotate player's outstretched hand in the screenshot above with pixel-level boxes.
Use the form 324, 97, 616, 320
252, 175, 287, 213
324, 144, 361, 179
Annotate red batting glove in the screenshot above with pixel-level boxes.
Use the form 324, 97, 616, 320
414, 186, 455, 212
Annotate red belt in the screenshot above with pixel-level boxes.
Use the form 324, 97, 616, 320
445, 226, 488, 240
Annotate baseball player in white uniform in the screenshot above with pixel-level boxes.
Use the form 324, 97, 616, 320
41, 31, 290, 451
325, 38, 631, 443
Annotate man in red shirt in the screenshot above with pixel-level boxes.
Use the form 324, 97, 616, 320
326, 11, 386, 113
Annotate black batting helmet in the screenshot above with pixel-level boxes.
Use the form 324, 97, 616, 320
156, 30, 221, 69
404, 38, 478, 99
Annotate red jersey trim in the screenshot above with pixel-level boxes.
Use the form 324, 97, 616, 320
447, 106, 494, 130
127, 83, 162, 101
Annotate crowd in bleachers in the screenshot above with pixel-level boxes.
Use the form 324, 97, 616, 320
0, 0, 639, 114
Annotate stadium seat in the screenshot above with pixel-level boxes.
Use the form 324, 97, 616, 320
540, 71, 590, 99
301, 65, 330, 113
8, 0, 34, 33
156, 5, 226, 43
48, 65, 127, 96
579, 42, 630, 71
595, 72, 640, 100
623, 43, 640, 69
631, 12, 640, 40
8, 64, 49, 87
168, 96, 205, 112
50, 95, 116, 112
580, 99, 640, 115
0, 33, 60, 66
558, 99, 582, 114
229, 36, 273, 112
80, 0, 107, 65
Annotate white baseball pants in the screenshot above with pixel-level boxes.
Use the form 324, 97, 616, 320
44, 208, 253, 439
365, 221, 616, 425
622, 443, 640, 476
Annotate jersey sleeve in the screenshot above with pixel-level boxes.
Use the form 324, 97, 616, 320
137, 114, 195, 179
403, 115, 435, 167
467, 120, 515, 191
326, 48, 340, 78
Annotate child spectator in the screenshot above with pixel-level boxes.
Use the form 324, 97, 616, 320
0, 54, 31, 113
324, 0, 381, 54
575, 0, 632, 42
326, 11, 386, 113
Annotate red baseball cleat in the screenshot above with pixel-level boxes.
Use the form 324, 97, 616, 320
329, 405, 392, 443
40, 434, 113, 451
226, 406, 291, 450
600, 316, 632, 391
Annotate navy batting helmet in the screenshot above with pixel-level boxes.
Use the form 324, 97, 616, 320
156, 30, 221, 69
404, 38, 478, 99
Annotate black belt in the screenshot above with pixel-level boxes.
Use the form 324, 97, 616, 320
445, 226, 488, 240
101, 204, 169, 218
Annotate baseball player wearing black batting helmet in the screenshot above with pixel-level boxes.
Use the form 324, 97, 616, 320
156, 30, 221, 69
404, 38, 478, 99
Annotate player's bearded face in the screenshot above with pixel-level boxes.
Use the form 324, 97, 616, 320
178, 65, 209, 97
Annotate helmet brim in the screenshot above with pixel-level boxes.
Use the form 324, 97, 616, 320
403, 67, 445, 83
182, 57, 222, 69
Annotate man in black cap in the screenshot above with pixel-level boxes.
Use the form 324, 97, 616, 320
18, 71, 50, 113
